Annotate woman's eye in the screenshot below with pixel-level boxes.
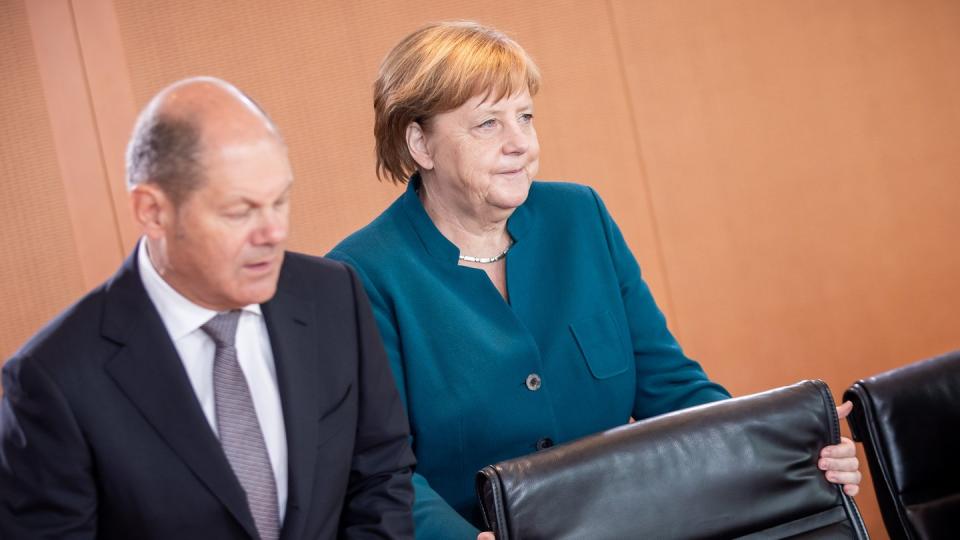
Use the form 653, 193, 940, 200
478, 119, 497, 129
520, 113, 534, 123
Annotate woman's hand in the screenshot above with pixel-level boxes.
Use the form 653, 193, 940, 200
819, 401, 862, 496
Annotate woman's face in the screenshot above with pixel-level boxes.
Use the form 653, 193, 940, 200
418, 88, 540, 218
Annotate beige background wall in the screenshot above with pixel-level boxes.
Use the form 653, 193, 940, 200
4, 0, 960, 536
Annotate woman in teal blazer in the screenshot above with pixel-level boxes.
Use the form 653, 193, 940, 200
329, 21, 861, 539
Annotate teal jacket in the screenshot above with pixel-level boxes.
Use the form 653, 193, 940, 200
328, 179, 730, 538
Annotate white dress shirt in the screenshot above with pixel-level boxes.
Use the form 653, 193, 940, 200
138, 240, 288, 521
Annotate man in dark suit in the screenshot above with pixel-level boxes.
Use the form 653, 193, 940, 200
0, 77, 415, 539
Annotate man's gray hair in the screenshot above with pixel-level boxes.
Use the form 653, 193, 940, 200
125, 113, 204, 207
124, 76, 283, 207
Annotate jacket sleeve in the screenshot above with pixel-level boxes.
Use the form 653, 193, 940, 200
587, 187, 732, 420
339, 265, 418, 538
0, 354, 98, 539
330, 251, 479, 539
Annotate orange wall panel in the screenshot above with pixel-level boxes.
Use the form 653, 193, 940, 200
611, 0, 960, 392
611, 1, 960, 535
25, 0, 126, 286
0, 0, 87, 359
7, 0, 960, 536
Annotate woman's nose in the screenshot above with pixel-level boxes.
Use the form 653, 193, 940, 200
502, 122, 531, 154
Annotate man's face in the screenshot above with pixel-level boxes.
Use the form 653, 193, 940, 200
158, 136, 292, 311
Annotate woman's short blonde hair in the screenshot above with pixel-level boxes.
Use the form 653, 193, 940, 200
374, 21, 541, 184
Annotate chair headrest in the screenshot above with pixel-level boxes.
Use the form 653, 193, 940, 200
478, 380, 868, 540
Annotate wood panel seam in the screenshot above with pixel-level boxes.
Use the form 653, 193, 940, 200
603, 0, 682, 334
68, 0, 126, 261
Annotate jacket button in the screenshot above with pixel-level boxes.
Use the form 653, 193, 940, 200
525, 373, 542, 391
536, 437, 554, 451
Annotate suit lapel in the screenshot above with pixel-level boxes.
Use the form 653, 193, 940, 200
100, 250, 259, 539
261, 283, 320, 540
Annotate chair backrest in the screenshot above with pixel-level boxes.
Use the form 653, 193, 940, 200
844, 350, 960, 540
477, 380, 868, 540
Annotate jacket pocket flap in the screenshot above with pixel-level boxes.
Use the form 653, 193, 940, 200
570, 311, 629, 379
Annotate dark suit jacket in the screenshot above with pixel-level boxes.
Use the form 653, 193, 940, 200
0, 249, 415, 539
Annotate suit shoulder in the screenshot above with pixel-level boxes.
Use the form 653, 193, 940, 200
8, 284, 110, 370
282, 251, 348, 271
277, 251, 361, 299
279, 251, 352, 281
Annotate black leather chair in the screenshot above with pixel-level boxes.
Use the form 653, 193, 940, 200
477, 380, 868, 539
844, 350, 960, 540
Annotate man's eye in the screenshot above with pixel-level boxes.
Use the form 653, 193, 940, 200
225, 209, 251, 219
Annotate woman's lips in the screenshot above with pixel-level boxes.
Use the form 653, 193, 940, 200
497, 168, 525, 178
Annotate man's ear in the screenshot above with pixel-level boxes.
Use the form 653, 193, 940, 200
405, 121, 434, 171
130, 184, 172, 239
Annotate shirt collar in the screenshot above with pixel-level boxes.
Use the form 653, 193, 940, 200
399, 173, 533, 264
137, 239, 261, 341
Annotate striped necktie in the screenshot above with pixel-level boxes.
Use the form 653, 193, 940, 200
202, 310, 280, 540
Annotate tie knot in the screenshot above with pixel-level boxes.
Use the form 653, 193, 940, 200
201, 310, 242, 347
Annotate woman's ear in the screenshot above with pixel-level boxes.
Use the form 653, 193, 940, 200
405, 121, 434, 171
130, 184, 172, 240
